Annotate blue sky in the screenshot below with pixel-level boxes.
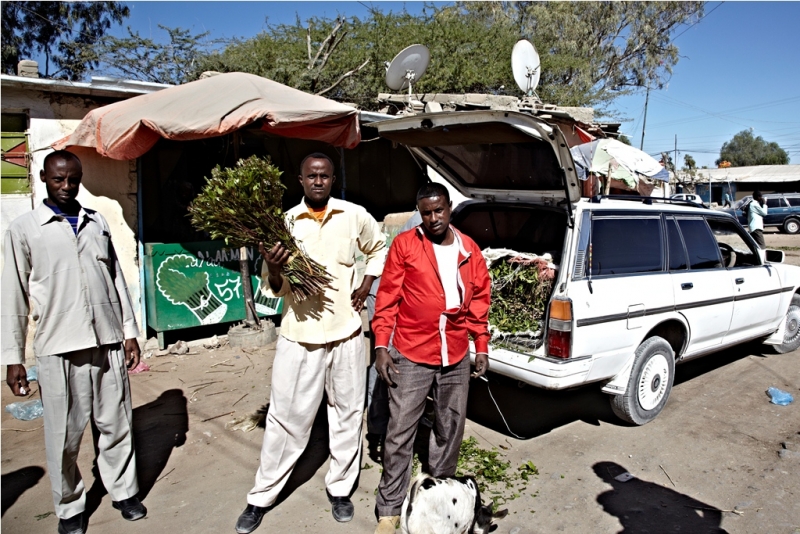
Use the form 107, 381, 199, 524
100, 2, 800, 168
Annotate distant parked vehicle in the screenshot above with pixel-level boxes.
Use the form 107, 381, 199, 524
722, 193, 800, 234
670, 193, 705, 206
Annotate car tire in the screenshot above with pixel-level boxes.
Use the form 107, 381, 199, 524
782, 218, 800, 235
610, 336, 675, 425
773, 293, 800, 354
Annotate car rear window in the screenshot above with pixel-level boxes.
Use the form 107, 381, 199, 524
590, 216, 663, 276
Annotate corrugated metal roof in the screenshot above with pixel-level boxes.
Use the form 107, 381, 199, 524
691, 165, 800, 183
0, 74, 170, 98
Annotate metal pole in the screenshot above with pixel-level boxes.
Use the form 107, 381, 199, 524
640, 86, 650, 150
674, 135, 678, 191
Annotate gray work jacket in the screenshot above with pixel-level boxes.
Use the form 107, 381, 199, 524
1, 202, 139, 365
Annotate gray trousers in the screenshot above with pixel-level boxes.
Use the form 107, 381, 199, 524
375, 347, 470, 517
37, 344, 139, 519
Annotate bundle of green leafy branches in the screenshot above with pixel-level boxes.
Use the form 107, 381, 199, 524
189, 155, 332, 301
456, 437, 539, 511
488, 257, 554, 336
409, 437, 539, 511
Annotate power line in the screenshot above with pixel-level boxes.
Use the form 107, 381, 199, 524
672, 2, 725, 41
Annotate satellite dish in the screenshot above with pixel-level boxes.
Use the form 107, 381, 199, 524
385, 44, 430, 94
511, 39, 541, 96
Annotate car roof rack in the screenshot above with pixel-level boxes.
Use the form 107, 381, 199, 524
589, 194, 709, 209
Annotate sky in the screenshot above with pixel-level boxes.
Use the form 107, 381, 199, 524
87, 1, 800, 168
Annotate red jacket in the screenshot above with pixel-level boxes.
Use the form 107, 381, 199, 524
373, 226, 491, 366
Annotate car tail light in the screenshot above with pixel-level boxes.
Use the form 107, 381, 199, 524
547, 298, 573, 359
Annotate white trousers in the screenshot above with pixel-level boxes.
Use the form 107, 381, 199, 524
247, 332, 366, 507
37, 345, 139, 519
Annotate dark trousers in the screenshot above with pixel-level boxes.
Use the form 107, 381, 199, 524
751, 229, 765, 249
375, 347, 470, 517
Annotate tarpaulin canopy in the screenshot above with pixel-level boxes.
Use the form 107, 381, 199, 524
53, 72, 361, 160
571, 138, 669, 189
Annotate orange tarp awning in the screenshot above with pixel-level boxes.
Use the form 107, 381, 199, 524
54, 72, 360, 159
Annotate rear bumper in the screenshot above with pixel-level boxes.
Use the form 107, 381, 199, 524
470, 349, 593, 390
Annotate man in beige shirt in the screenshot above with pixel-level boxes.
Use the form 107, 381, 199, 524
235, 152, 387, 533
2, 151, 146, 534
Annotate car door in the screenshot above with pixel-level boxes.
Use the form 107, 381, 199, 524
569, 211, 674, 378
705, 217, 783, 342
765, 196, 789, 226
668, 216, 734, 356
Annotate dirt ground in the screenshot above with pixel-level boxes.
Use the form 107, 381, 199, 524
2, 230, 799, 534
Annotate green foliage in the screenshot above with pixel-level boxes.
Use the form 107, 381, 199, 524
716, 129, 790, 167
1, 1, 128, 79
188, 156, 332, 301
95, 25, 215, 85
198, 2, 702, 111
456, 437, 539, 511
489, 258, 553, 335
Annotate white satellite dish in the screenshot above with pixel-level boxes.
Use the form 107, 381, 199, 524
511, 39, 541, 96
385, 44, 430, 97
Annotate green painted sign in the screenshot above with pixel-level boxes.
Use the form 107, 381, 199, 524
143, 241, 283, 332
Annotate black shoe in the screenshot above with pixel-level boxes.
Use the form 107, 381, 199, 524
326, 491, 354, 523
112, 496, 147, 521
235, 504, 269, 534
57, 513, 85, 534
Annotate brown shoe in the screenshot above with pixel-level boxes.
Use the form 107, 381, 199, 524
374, 515, 400, 534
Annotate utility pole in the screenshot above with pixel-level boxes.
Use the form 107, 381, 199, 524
640, 86, 650, 150
674, 135, 678, 193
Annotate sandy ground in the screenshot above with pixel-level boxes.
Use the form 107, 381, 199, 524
2, 230, 799, 534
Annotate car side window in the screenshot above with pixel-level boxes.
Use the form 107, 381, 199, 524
766, 197, 786, 209
787, 197, 800, 207
666, 217, 688, 271
590, 216, 663, 276
705, 218, 761, 268
676, 218, 723, 270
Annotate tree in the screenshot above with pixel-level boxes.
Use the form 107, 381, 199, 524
198, 2, 702, 111
95, 25, 214, 85
1, 1, 128, 80
716, 130, 789, 167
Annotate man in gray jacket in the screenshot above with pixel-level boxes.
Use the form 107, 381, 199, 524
2, 151, 146, 534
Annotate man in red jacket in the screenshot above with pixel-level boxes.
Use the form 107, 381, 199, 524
371, 183, 491, 534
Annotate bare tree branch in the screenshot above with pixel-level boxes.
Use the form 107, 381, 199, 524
318, 29, 347, 72
315, 57, 369, 96
308, 16, 344, 70
306, 23, 312, 63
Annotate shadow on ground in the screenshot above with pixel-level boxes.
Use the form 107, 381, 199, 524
467, 341, 763, 439
85, 389, 189, 519
1, 466, 45, 516
594, 461, 729, 533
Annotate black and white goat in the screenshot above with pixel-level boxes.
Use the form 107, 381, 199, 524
400, 474, 508, 534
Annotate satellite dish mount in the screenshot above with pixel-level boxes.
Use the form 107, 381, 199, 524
385, 44, 431, 108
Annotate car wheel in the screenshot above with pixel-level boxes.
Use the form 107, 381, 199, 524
773, 294, 800, 354
783, 218, 800, 235
610, 336, 675, 425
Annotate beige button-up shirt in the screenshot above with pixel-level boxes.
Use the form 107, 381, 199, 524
1, 202, 140, 365
262, 197, 386, 345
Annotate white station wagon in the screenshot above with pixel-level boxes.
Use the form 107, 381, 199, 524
377, 111, 800, 424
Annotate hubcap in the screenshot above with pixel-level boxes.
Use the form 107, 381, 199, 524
784, 305, 800, 345
637, 353, 670, 411
788, 221, 799, 233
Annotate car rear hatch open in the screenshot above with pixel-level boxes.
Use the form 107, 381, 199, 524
374, 110, 581, 218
